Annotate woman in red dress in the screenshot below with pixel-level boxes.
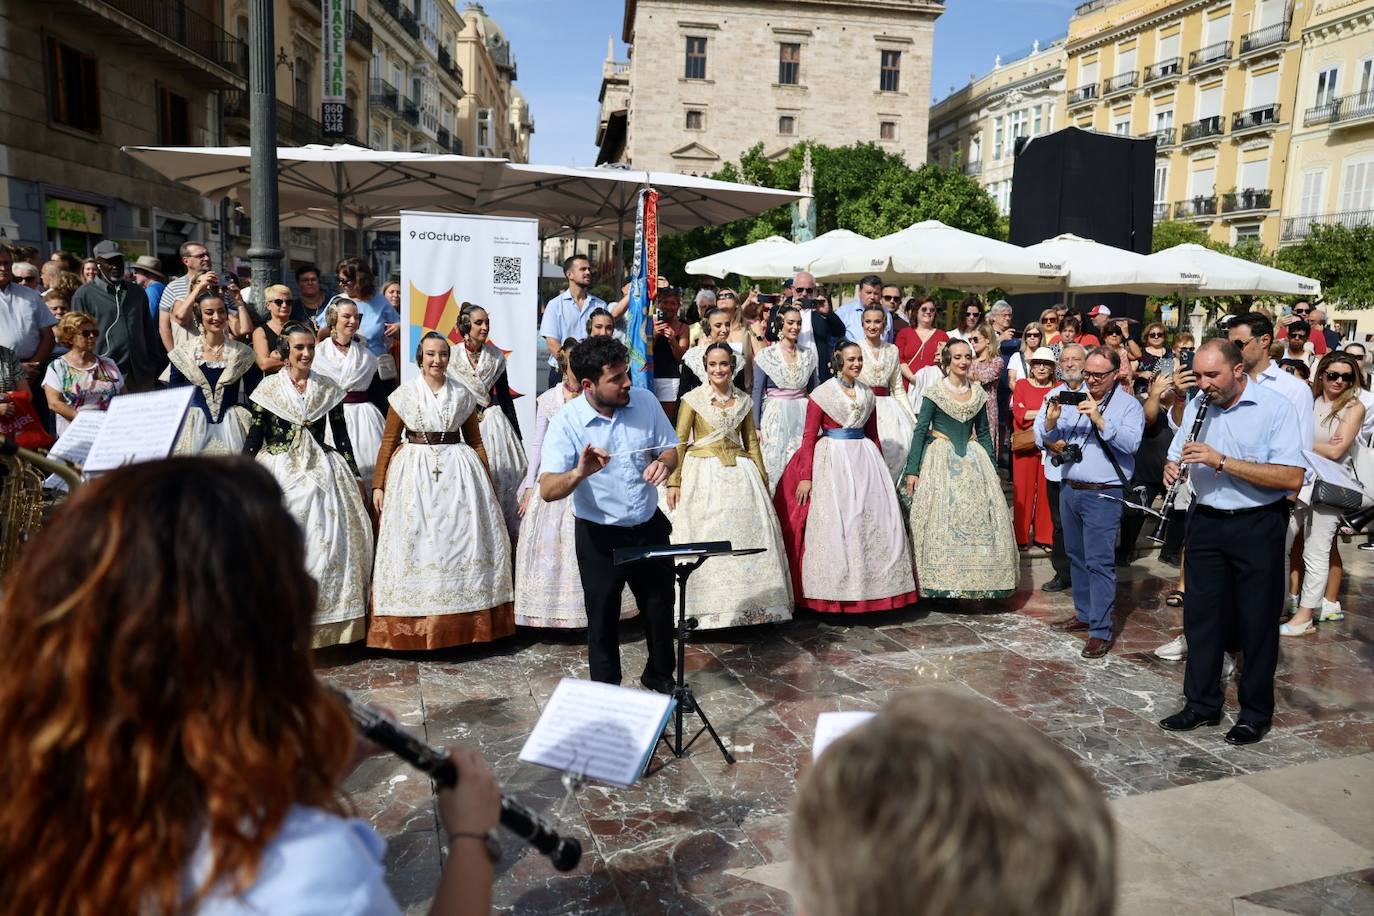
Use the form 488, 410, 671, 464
895, 296, 948, 391
1010, 347, 1058, 551
774, 342, 918, 614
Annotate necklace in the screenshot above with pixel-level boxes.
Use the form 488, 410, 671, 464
561, 381, 580, 395
837, 375, 856, 390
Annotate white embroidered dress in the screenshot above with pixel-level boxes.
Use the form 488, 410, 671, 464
313, 336, 385, 484
514, 385, 636, 628
800, 380, 916, 608
372, 377, 513, 626
668, 385, 793, 629
448, 342, 527, 540
859, 339, 917, 482
754, 344, 817, 494
168, 338, 254, 455
249, 371, 373, 647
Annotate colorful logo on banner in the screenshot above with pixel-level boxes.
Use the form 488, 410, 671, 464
410, 285, 521, 397
625, 187, 659, 391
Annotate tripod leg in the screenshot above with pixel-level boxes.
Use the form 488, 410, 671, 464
682, 687, 735, 764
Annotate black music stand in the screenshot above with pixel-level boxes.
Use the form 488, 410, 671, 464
613, 540, 762, 769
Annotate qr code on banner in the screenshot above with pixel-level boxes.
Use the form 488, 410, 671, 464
492, 256, 522, 285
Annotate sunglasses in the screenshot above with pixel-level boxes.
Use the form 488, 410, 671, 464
793, 286, 815, 294
1325, 371, 1354, 383
1147, 331, 1165, 338
269, 298, 289, 305
918, 307, 936, 314
1291, 333, 1308, 339
1026, 332, 1042, 337
881, 295, 901, 302
965, 311, 982, 318
79, 328, 99, 338
1293, 309, 1310, 316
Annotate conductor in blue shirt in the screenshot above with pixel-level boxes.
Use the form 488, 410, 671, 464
1035, 346, 1145, 659
1158, 339, 1305, 746
538, 336, 680, 692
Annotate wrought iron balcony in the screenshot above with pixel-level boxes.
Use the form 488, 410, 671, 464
1102, 70, 1137, 96
1144, 57, 1182, 83
1305, 91, 1374, 128
1188, 41, 1232, 72
1152, 201, 1170, 223
1231, 103, 1280, 133
963, 159, 981, 176
397, 5, 420, 40
94, 0, 247, 75
345, 11, 372, 52
1143, 127, 1176, 147
401, 95, 420, 126
1240, 19, 1288, 55
368, 78, 399, 114
1181, 115, 1224, 143
1220, 189, 1272, 214
1068, 83, 1099, 106
1174, 196, 1218, 219
1281, 208, 1374, 241
277, 100, 323, 145
437, 126, 451, 149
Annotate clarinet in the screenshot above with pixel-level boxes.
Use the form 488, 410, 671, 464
1148, 391, 1212, 544
333, 688, 583, 872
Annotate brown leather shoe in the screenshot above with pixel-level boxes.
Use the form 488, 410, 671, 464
1081, 637, 1114, 659
1054, 616, 1090, 632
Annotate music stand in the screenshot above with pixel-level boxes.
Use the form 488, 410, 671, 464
613, 540, 762, 768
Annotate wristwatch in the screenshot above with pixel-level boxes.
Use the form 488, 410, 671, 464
448, 828, 501, 863
1217, 455, 1228, 474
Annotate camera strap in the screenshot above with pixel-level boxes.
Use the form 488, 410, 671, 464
1088, 388, 1131, 489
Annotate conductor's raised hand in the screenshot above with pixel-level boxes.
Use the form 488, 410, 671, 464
576, 444, 610, 479
642, 457, 669, 486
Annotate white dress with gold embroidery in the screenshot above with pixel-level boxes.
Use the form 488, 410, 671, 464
858, 339, 916, 482
249, 371, 373, 647
448, 342, 527, 540
372, 377, 513, 629
754, 344, 816, 494
314, 337, 385, 484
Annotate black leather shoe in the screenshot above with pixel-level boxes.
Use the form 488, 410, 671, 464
1042, 576, 1072, 593
1225, 722, 1271, 746
1159, 708, 1221, 731
639, 673, 674, 695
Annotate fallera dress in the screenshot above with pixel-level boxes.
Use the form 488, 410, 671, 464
168, 338, 254, 455
667, 384, 793, 629
752, 343, 816, 494
774, 379, 918, 613
905, 380, 1018, 599
858, 338, 917, 483
246, 371, 374, 647
313, 336, 385, 485
513, 385, 637, 628
448, 341, 527, 541
369, 376, 514, 650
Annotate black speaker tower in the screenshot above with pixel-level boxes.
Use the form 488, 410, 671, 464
1008, 126, 1156, 329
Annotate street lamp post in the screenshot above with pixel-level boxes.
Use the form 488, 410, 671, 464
248, 0, 283, 293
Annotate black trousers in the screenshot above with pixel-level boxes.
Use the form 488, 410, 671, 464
1047, 480, 1071, 581
573, 510, 676, 685
1182, 500, 1288, 726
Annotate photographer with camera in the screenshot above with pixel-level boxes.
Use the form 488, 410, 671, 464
767, 271, 846, 386
1035, 344, 1087, 593
1035, 347, 1145, 658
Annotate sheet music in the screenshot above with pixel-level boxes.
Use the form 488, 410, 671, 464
82, 388, 195, 474
519, 679, 674, 787
42, 410, 105, 490
813, 711, 876, 761
1303, 450, 1364, 493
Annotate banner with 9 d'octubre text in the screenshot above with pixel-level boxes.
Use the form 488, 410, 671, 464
400, 212, 540, 436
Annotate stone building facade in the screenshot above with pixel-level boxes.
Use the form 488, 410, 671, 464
605, 0, 944, 174
0, 0, 242, 261
927, 38, 1067, 216
1064, 0, 1307, 250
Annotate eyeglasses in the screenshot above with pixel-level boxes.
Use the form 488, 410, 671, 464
1147, 331, 1165, 338
881, 295, 901, 302
79, 328, 99, 338
1325, 370, 1354, 383
1083, 369, 1114, 380
1290, 333, 1308, 339
17, 276, 39, 285
1026, 332, 1042, 337
269, 297, 289, 305
918, 307, 936, 314
1293, 309, 1310, 316
792, 286, 815, 294
187, 251, 211, 261
964, 311, 982, 318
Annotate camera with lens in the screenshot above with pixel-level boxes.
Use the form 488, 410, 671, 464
1050, 443, 1084, 467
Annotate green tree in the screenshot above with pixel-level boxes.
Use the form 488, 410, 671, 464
1275, 223, 1374, 309
658, 142, 1001, 282
1150, 220, 1218, 253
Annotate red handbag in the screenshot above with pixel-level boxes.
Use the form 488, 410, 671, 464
0, 390, 56, 450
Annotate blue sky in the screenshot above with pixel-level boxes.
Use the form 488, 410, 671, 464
479, 0, 1080, 167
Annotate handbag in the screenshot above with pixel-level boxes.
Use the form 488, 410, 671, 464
1010, 426, 1038, 455
0, 390, 55, 450
1312, 478, 1364, 512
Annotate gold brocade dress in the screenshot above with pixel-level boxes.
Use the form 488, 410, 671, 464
666, 385, 793, 629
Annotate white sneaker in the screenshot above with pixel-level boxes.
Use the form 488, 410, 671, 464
1155, 634, 1187, 661
1222, 653, 1237, 680
1319, 600, 1345, 622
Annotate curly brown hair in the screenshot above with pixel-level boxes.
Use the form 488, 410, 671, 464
0, 458, 354, 916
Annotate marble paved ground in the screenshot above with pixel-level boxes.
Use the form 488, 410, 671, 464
317, 545, 1374, 914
